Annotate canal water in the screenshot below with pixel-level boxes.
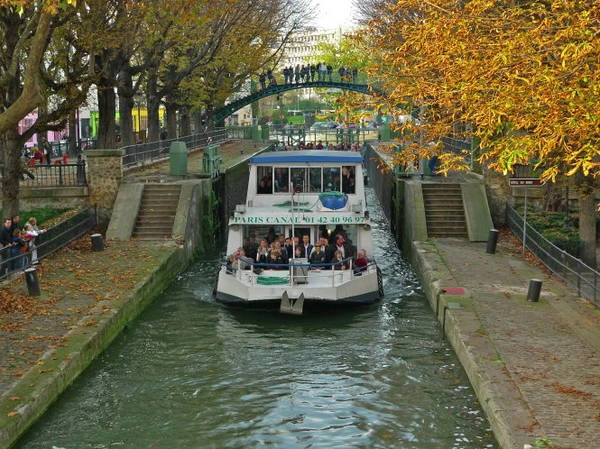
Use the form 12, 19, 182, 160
16, 190, 497, 449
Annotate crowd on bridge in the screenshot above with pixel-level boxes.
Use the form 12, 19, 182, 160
258, 64, 359, 89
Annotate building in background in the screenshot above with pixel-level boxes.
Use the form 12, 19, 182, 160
279, 27, 352, 68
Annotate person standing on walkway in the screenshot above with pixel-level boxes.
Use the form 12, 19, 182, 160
26, 217, 46, 265
0, 218, 13, 277
41, 137, 53, 164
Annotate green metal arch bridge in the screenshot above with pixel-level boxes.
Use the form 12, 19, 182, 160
213, 81, 378, 124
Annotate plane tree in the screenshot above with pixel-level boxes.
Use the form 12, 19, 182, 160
365, 0, 599, 266
0, 0, 93, 216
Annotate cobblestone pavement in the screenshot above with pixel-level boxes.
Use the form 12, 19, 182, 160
433, 236, 600, 449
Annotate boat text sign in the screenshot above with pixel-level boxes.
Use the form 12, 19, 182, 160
231, 214, 369, 225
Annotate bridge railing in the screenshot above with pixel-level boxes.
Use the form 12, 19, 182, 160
266, 124, 379, 146
253, 69, 369, 90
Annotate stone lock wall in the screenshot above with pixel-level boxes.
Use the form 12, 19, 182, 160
86, 149, 125, 211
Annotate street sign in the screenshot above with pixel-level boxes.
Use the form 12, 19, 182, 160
508, 177, 546, 187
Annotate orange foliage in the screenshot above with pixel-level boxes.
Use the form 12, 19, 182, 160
365, 0, 599, 181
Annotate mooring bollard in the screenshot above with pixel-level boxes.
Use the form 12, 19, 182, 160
527, 279, 542, 302
91, 233, 104, 252
24, 267, 41, 297
486, 228, 499, 254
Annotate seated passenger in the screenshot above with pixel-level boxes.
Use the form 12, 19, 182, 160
268, 249, 285, 269
256, 239, 269, 264
332, 250, 348, 270
309, 244, 326, 268
353, 249, 369, 274
237, 247, 251, 270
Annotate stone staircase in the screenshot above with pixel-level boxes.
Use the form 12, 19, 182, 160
133, 184, 181, 240
421, 183, 467, 238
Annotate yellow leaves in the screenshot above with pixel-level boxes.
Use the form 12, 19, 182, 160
365, 0, 600, 180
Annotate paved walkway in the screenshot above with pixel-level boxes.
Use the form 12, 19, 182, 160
429, 235, 600, 449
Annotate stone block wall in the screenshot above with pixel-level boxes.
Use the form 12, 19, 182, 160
86, 149, 125, 211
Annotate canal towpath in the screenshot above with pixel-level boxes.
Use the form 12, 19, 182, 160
413, 233, 600, 449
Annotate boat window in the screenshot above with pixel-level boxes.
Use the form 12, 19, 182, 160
291, 168, 307, 193
257, 166, 273, 194
274, 167, 289, 193
245, 226, 284, 245
323, 167, 340, 192
309, 168, 322, 192
342, 166, 355, 194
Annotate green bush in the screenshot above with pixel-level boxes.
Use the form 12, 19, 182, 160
519, 208, 581, 256
0, 206, 69, 227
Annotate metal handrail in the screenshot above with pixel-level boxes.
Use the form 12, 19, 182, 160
120, 127, 248, 170
506, 206, 599, 305
0, 208, 96, 281
225, 256, 376, 287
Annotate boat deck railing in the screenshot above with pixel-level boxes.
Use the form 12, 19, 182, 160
225, 257, 376, 288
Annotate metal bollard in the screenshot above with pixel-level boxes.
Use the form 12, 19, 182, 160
527, 279, 542, 302
91, 233, 104, 252
486, 228, 499, 254
24, 267, 41, 296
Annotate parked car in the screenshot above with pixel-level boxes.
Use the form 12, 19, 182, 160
336, 122, 357, 129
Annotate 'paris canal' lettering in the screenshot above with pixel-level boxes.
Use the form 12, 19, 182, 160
231, 215, 368, 225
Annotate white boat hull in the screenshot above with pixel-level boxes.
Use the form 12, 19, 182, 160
215, 266, 382, 306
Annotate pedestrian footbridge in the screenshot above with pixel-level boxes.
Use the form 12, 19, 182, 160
213, 80, 379, 124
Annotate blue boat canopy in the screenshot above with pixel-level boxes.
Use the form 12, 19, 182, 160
250, 150, 363, 164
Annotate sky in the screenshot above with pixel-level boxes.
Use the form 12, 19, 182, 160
312, 0, 357, 30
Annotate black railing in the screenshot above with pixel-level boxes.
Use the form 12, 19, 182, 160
20, 161, 87, 187
0, 207, 96, 281
441, 136, 473, 168
506, 206, 599, 305
267, 124, 378, 147
121, 127, 249, 170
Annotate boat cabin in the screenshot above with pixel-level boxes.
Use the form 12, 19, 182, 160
226, 151, 372, 258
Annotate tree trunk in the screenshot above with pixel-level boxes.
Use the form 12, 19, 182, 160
165, 101, 177, 139
68, 110, 77, 156
1, 128, 22, 217
96, 78, 117, 149
179, 105, 191, 136
0, 13, 51, 134
146, 73, 160, 142
578, 190, 597, 269
118, 70, 135, 147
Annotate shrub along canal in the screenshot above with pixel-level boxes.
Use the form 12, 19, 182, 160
15, 189, 497, 449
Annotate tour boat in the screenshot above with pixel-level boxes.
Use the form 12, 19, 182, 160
214, 150, 383, 314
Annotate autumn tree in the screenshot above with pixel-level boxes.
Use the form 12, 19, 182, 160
188, 0, 311, 128
365, 0, 599, 266
0, 1, 90, 216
